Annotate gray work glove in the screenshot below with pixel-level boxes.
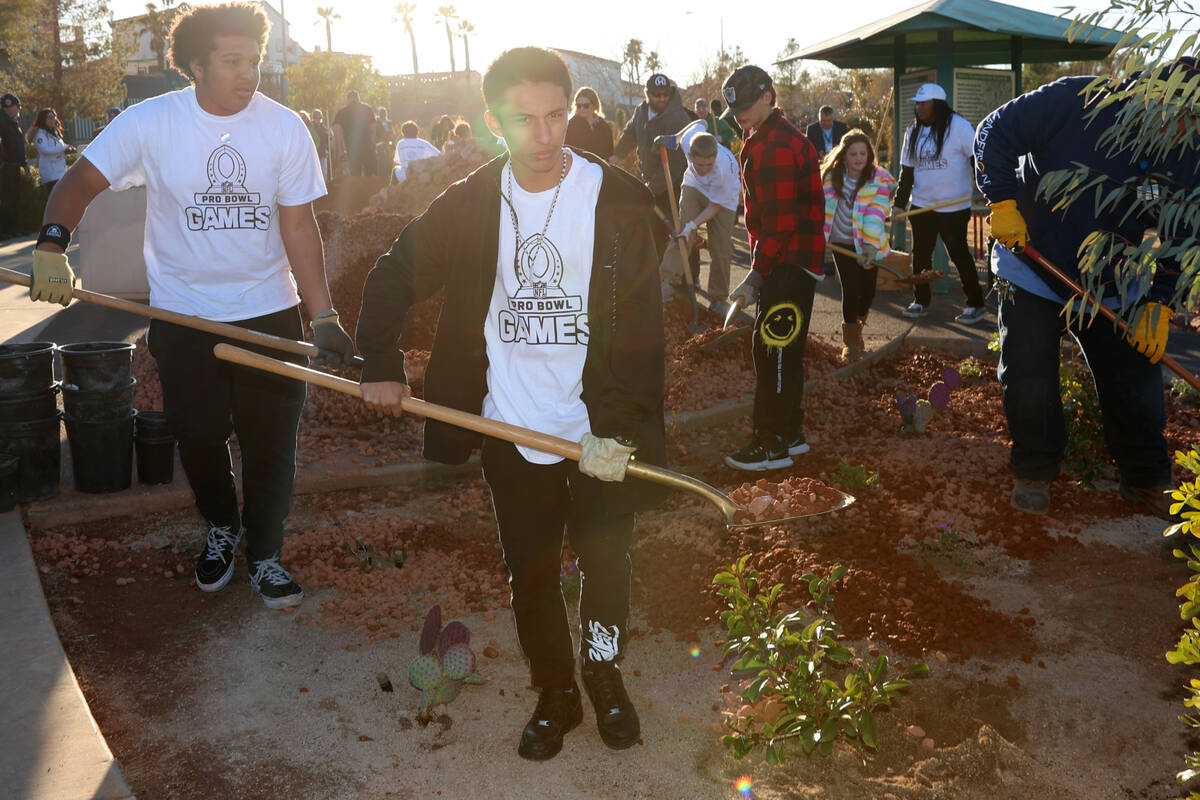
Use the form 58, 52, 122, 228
310, 309, 356, 368
729, 269, 764, 306
579, 433, 637, 482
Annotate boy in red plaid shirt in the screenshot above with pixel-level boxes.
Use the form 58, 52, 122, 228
720, 65, 826, 471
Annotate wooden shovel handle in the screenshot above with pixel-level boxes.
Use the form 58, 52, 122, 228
0, 266, 363, 366
659, 146, 696, 290
892, 196, 974, 220
212, 342, 747, 521
1022, 245, 1200, 394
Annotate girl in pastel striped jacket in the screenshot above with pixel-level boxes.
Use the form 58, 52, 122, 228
821, 130, 896, 360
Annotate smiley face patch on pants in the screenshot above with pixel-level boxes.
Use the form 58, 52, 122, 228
760, 302, 803, 348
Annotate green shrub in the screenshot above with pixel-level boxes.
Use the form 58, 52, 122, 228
1165, 449, 1200, 796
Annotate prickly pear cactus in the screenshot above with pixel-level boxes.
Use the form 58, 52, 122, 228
433, 675, 462, 705
409, 653, 443, 691
441, 643, 476, 680
419, 604, 442, 655
913, 399, 934, 433
437, 620, 471, 657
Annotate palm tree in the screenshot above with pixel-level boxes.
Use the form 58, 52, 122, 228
622, 38, 643, 86
436, 5, 457, 73
645, 51, 662, 75
457, 19, 473, 74
138, 1, 182, 74
394, 2, 419, 74
315, 6, 339, 53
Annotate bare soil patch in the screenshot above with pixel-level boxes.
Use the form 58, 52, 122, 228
31, 344, 1200, 799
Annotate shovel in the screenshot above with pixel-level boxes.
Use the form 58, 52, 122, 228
213, 343, 856, 530
825, 243, 943, 285
890, 196, 975, 221
659, 146, 705, 336
0, 266, 363, 367
1022, 244, 1200, 393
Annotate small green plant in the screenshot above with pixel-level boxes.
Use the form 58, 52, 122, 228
1164, 449, 1200, 796
829, 462, 880, 492
956, 356, 987, 380
936, 520, 961, 556
1059, 351, 1108, 487
714, 556, 927, 763
1171, 377, 1200, 409
408, 605, 486, 724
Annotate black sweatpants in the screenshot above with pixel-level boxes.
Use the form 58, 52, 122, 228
481, 438, 635, 690
147, 306, 307, 561
910, 207, 984, 308
831, 247, 879, 324
751, 266, 816, 442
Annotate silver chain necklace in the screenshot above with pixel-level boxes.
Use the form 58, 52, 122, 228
503, 148, 569, 252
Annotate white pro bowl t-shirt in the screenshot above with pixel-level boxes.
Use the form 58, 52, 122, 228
900, 113, 975, 213
82, 87, 326, 321
482, 152, 603, 464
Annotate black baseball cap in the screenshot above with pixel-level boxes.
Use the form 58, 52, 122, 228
720, 66, 772, 119
0, 94, 19, 109
645, 73, 672, 92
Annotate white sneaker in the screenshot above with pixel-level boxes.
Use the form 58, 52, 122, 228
955, 306, 988, 325
901, 302, 928, 318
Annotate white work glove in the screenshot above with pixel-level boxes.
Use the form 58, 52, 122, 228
671, 219, 698, 242
729, 270, 763, 306
579, 432, 637, 482
857, 243, 880, 269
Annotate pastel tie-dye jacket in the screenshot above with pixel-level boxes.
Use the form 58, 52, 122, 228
822, 165, 896, 257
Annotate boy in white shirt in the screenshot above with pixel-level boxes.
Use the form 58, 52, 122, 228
357, 47, 667, 762
392, 120, 440, 183
29, 2, 355, 609
654, 120, 741, 309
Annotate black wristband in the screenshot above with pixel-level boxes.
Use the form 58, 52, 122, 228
37, 223, 71, 249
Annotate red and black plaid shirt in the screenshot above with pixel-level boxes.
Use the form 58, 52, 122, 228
739, 108, 825, 278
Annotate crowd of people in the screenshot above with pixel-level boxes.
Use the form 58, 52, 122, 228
16, 0, 1197, 766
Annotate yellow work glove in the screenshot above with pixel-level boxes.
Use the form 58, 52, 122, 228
988, 199, 1028, 252
30, 249, 75, 306
1126, 301, 1170, 364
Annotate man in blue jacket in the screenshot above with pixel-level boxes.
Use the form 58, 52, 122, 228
974, 59, 1198, 519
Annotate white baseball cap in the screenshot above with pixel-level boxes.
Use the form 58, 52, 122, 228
910, 83, 947, 102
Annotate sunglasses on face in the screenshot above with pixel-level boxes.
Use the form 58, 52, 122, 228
577, 102, 591, 109
650, 91, 671, 99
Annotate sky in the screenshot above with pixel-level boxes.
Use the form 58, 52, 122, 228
104, 0, 1126, 81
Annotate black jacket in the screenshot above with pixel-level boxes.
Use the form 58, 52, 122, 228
805, 120, 849, 159
613, 87, 692, 196
0, 114, 25, 167
356, 148, 669, 510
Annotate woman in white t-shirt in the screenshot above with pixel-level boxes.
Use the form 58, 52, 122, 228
25, 108, 74, 207
894, 83, 986, 325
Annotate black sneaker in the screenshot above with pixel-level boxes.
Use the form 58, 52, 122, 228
581, 661, 640, 750
248, 554, 305, 609
194, 522, 242, 592
518, 683, 583, 761
724, 435, 793, 472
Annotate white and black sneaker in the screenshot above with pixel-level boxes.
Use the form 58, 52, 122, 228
194, 522, 242, 592
724, 435, 793, 472
955, 306, 988, 325
248, 554, 304, 609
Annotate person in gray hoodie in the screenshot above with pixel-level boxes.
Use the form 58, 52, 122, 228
610, 73, 694, 219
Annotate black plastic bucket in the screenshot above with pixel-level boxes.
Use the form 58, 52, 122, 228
62, 378, 136, 422
0, 342, 56, 394
58, 341, 136, 391
134, 409, 171, 439
65, 412, 134, 493
0, 384, 59, 423
136, 436, 175, 485
0, 414, 61, 502
0, 454, 19, 512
